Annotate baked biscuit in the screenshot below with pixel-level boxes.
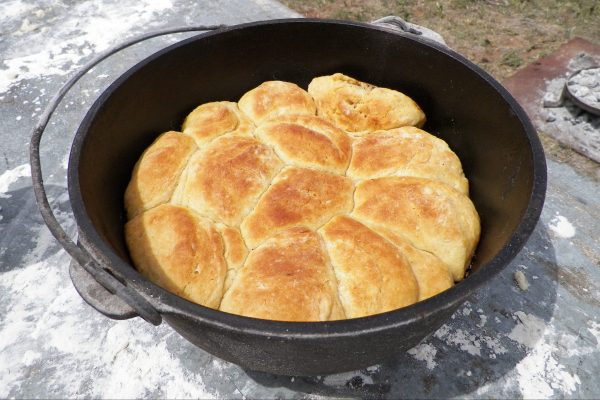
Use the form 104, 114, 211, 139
308, 73, 425, 134
125, 204, 226, 308
352, 176, 480, 281
319, 216, 419, 318
220, 227, 345, 321
182, 101, 254, 146
348, 126, 468, 194
240, 166, 354, 249
124, 131, 197, 219
372, 227, 454, 300
238, 81, 316, 124
255, 114, 352, 174
172, 135, 283, 226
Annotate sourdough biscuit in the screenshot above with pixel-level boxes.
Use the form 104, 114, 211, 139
319, 216, 419, 318
352, 176, 480, 281
308, 73, 425, 134
220, 227, 345, 321
182, 101, 254, 146
255, 114, 352, 174
239, 81, 316, 124
172, 135, 283, 226
371, 227, 454, 300
240, 166, 354, 249
124, 131, 197, 219
125, 204, 226, 308
348, 126, 468, 194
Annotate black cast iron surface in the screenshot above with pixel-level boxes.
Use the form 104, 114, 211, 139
65, 19, 545, 375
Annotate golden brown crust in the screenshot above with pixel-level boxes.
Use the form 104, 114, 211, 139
371, 227, 454, 300
352, 176, 480, 281
124, 131, 197, 220
240, 166, 354, 249
124, 204, 226, 308
182, 101, 254, 146
255, 114, 352, 174
172, 135, 283, 226
348, 126, 469, 194
319, 216, 419, 318
220, 227, 345, 321
125, 75, 481, 321
308, 73, 425, 134
217, 224, 249, 291
238, 81, 316, 124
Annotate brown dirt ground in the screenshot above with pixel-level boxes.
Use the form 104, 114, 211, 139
281, 0, 600, 179
281, 0, 600, 80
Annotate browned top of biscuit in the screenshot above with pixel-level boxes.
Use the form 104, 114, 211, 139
348, 126, 468, 194
238, 81, 316, 124
256, 114, 352, 174
124, 131, 197, 219
182, 101, 254, 145
308, 73, 426, 134
172, 135, 283, 226
125, 204, 226, 308
220, 227, 345, 321
352, 176, 480, 281
241, 166, 354, 249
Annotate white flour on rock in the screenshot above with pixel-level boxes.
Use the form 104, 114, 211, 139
0, 0, 173, 93
434, 317, 507, 359
0, 247, 216, 398
548, 214, 576, 238
407, 343, 438, 370
0, 163, 31, 198
507, 311, 582, 398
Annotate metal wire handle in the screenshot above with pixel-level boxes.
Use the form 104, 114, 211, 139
371, 16, 448, 47
372, 16, 423, 36
29, 24, 223, 326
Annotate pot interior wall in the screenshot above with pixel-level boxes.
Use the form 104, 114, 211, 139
72, 21, 536, 278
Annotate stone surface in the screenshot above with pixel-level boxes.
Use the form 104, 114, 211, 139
1, 1, 599, 398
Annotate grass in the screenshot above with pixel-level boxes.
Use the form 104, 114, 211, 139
501, 50, 524, 68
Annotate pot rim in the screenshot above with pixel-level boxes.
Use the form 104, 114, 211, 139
68, 18, 547, 338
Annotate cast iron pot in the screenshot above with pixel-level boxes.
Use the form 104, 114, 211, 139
31, 18, 547, 376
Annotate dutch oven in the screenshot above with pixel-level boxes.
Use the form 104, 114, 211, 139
31, 18, 547, 376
